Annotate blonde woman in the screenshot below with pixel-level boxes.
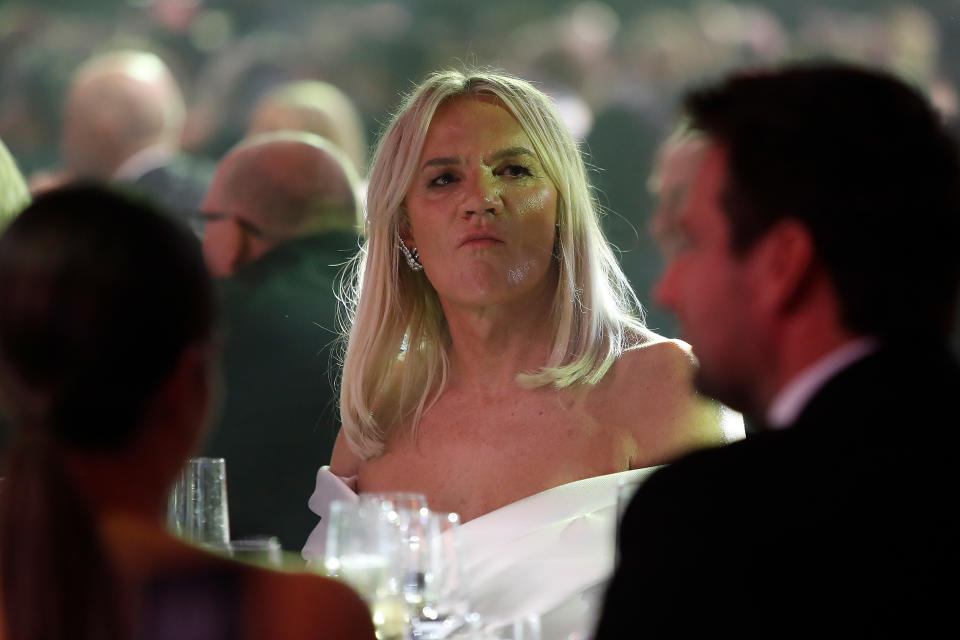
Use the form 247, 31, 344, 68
304, 69, 741, 636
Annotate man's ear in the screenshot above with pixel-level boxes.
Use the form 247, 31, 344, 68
749, 219, 817, 315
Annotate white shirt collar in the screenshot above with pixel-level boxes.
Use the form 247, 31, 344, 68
766, 337, 878, 430
112, 144, 174, 182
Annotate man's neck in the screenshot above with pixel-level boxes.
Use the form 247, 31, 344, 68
765, 336, 877, 429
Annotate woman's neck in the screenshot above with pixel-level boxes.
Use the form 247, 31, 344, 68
441, 282, 557, 393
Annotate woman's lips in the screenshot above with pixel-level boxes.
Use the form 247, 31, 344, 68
459, 236, 503, 248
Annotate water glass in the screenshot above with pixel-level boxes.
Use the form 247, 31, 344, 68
166, 457, 231, 548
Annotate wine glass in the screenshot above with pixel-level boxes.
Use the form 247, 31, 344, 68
410, 511, 475, 639
325, 499, 409, 640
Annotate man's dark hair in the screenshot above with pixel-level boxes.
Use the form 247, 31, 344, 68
684, 62, 960, 339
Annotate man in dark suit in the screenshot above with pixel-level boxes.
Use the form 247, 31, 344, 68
200, 131, 360, 551
594, 63, 960, 637
57, 49, 212, 234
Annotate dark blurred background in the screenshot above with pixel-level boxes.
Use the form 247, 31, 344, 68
2, 0, 956, 336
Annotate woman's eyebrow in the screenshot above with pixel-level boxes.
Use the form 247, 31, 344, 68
490, 146, 536, 162
421, 156, 460, 170
420, 146, 537, 171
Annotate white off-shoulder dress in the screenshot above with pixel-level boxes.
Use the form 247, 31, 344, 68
302, 467, 659, 640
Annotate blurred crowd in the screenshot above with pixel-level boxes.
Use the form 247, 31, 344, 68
1, 4, 959, 636
0, 0, 956, 333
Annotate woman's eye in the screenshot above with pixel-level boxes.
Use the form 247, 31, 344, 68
428, 172, 456, 187
500, 164, 533, 178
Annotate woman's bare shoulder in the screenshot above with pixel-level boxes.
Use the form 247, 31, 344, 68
616, 332, 698, 385
601, 333, 729, 465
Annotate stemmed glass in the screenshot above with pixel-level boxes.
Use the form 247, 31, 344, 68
325, 493, 476, 639
409, 511, 476, 639
325, 498, 411, 640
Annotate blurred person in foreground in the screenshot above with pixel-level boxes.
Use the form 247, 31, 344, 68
0, 184, 374, 640
302, 69, 742, 638
200, 131, 361, 550
595, 62, 960, 638
52, 50, 212, 234
247, 80, 369, 176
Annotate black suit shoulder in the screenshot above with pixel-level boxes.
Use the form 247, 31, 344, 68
597, 341, 960, 639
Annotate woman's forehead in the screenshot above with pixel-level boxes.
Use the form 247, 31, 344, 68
430, 94, 516, 126
423, 95, 534, 154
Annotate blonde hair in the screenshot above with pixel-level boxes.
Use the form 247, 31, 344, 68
339, 69, 649, 458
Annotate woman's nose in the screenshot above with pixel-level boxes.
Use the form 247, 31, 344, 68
462, 171, 501, 217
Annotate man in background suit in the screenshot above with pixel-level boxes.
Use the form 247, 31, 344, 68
55, 49, 212, 234
200, 131, 360, 550
595, 63, 960, 637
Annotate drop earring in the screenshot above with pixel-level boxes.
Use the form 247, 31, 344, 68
398, 232, 423, 272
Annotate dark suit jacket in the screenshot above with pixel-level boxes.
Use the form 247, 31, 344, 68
594, 340, 959, 638
201, 231, 358, 550
120, 153, 214, 236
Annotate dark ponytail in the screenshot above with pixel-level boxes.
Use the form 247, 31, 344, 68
1, 429, 126, 640
0, 183, 215, 640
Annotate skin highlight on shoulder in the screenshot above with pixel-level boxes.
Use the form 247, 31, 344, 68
585, 336, 729, 467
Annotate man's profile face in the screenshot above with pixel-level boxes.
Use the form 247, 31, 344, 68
650, 139, 767, 414
200, 177, 273, 278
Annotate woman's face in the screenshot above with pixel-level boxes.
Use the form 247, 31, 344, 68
403, 96, 559, 311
